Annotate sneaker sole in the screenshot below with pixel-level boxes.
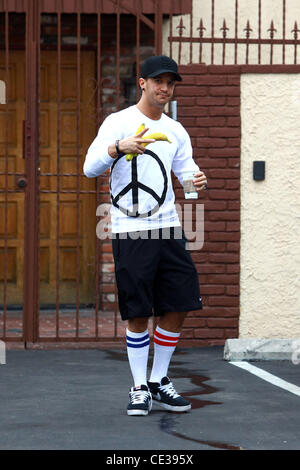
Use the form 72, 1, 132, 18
127, 409, 150, 416
153, 400, 191, 412
127, 400, 152, 416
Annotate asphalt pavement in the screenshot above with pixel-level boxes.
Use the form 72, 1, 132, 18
0, 346, 299, 451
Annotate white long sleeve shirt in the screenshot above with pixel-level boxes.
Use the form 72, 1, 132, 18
83, 105, 199, 233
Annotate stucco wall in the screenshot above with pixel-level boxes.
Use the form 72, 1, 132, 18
240, 73, 300, 338
163, 0, 300, 65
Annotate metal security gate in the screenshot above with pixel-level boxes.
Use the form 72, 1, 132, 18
0, 0, 190, 347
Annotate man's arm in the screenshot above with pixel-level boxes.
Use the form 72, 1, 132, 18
171, 126, 199, 185
83, 115, 117, 177
83, 119, 155, 178
171, 125, 207, 192
107, 143, 119, 159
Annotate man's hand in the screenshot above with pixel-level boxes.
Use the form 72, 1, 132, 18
108, 128, 155, 159
119, 127, 155, 155
193, 171, 208, 191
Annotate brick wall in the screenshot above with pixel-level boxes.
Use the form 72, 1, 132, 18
174, 64, 241, 346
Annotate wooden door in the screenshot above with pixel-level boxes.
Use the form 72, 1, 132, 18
0, 51, 25, 307
0, 50, 97, 307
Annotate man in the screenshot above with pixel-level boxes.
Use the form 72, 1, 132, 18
83, 55, 207, 416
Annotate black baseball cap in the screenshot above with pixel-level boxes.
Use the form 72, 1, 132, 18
141, 55, 182, 82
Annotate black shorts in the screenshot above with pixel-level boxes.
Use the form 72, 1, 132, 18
112, 227, 203, 321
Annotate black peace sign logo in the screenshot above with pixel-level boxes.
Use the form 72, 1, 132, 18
110, 149, 168, 218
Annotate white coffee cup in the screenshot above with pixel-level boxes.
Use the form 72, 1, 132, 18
182, 170, 198, 199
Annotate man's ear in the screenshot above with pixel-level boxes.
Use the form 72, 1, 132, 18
139, 77, 146, 92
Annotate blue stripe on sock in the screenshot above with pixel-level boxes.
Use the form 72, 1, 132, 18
126, 333, 149, 343
126, 339, 150, 348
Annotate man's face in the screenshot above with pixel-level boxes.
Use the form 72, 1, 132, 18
141, 73, 176, 107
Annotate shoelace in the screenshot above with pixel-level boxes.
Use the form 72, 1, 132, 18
130, 390, 150, 404
159, 382, 180, 398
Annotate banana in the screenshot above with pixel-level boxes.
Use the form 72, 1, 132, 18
126, 128, 172, 162
126, 123, 145, 161
143, 132, 172, 144
135, 123, 145, 134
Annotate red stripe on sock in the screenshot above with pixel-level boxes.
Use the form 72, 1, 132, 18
154, 337, 178, 347
154, 330, 180, 342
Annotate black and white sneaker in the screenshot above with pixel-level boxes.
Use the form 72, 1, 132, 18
127, 384, 152, 416
147, 376, 191, 412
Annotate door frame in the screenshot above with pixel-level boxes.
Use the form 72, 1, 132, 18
23, 0, 40, 343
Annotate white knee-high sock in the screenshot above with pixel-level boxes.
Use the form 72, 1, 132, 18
149, 326, 180, 383
126, 328, 150, 387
